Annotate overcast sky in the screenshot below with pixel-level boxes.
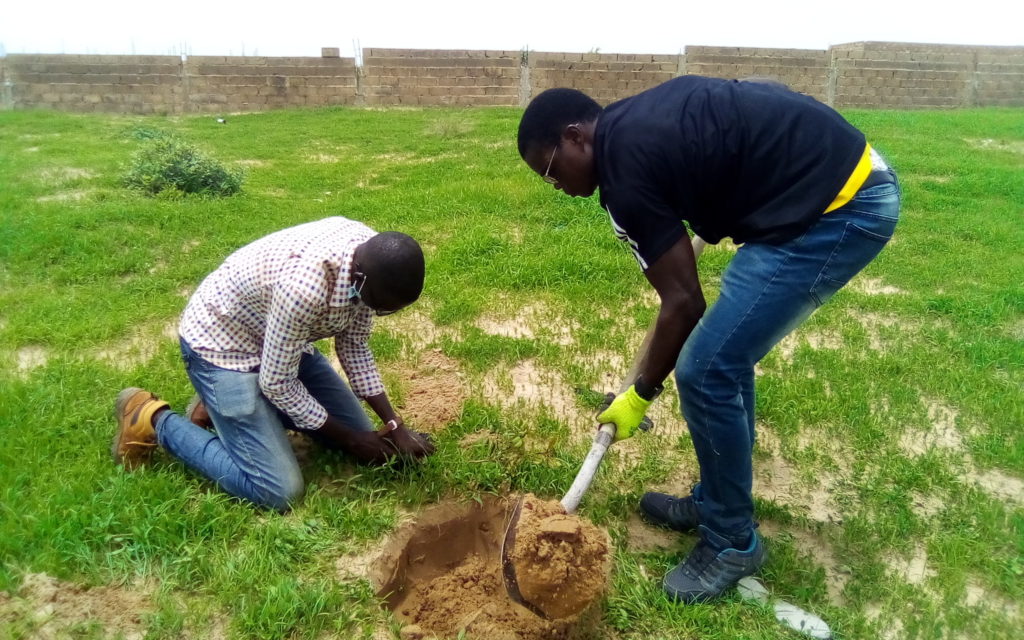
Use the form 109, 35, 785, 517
2, 1, 1020, 58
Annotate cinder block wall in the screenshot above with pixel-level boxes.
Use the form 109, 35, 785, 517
830, 42, 977, 108
184, 55, 357, 112
361, 49, 520, 106
2, 42, 1022, 113
3, 54, 183, 113
975, 46, 1024, 106
527, 52, 679, 105
685, 46, 829, 101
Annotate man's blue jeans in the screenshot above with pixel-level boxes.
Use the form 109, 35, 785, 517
676, 175, 900, 544
155, 339, 374, 511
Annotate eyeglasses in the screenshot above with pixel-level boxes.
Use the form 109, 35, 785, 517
351, 270, 400, 317
542, 145, 559, 185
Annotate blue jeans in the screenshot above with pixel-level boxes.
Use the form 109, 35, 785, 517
155, 339, 374, 511
675, 175, 900, 544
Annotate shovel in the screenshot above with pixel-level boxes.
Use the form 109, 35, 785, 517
501, 235, 707, 617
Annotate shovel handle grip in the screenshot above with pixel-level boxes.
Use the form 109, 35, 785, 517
560, 423, 615, 514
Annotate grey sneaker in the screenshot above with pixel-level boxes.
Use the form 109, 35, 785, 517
639, 492, 700, 532
663, 525, 765, 603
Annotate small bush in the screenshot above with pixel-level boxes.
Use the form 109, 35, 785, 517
123, 137, 243, 197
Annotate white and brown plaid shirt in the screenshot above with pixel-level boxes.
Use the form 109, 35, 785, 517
179, 217, 384, 431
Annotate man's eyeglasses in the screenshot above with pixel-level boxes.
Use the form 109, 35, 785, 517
542, 145, 559, 185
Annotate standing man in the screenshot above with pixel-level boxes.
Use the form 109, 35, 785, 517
112, 216, 434, 511
517, 77, 899, 602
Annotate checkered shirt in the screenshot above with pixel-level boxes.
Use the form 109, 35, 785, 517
179, 217, 384, 431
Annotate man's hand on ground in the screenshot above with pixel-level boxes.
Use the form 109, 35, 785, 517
384, 424, 436, 459
343, 430, 399, 465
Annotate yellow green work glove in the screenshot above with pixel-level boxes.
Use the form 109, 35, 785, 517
596, 385, 653, 441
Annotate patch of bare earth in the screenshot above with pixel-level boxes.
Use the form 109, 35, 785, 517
964, 576, 1021, 619
92, 320, 179, 370
480, 359, 578, 427
759, 521, 850, 604
233, 159, 268, 167
378, 309, 460, 351
965, 138, 1024, 154
623, 514, 684, 553
887, 546, 936, 586
755, 425, 846, 525
475, 302, 577, 346
392, 348, 466, 433
36, 190, 95, 203
966, 468, 1024, 508
306, 153, 340, 163
15, 345, 49, 377
849, 276, 904, 296
898, 398, 967, 457
37, 167, 96, 184
849, 311, 902, 351
0, 573, 152, 639
864, 604, 906, 640
776, 328, 844, 364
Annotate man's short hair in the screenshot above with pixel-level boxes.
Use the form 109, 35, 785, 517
361, 232, 425, 307
517, 88, 603, 159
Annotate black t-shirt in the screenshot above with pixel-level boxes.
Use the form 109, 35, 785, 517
596, 76, 866, 269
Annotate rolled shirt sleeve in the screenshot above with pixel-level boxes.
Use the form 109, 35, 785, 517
258, 281, 329, 431
335, 308, 386, 399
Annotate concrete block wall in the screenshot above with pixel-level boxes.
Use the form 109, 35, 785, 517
184, 55, 357, 113
527, 52, 680, 106
975, 46, 1024, 106
685, 46, 829, 101
361, 49, 521, 106
2, 42, 1022, 113
830, 42, 977, 108
3, 54, 183, 114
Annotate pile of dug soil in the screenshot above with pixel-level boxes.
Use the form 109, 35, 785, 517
508, 496, 611, 619
370, 495, 610, 640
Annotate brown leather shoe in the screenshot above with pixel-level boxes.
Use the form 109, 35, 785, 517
112, 387, 169, 469
184, 394, 213, 429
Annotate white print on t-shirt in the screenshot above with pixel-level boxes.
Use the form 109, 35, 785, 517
605, 205, 648, 270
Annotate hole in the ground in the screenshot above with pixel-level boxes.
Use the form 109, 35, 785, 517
369, 495, 610, 640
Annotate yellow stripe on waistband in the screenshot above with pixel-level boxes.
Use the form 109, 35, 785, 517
824, 143, 873, 214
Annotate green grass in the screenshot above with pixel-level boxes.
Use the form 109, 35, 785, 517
1, 105, 1022, 639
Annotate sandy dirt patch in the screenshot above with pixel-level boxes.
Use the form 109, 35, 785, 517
888, 547, 936, 586
0, 572, 152, 639
965, 138, 1024, 154
368, 496, 608, 639
760, 521, 849, 604
899, 398, 966, 456
15, 345, 49, 376
393, 348, 466, 433
36, 190, 95, 203
755, 426, 845, 525
37, 167, 96, 184
92, 320, 179, 370
776, 329, 844, 363
475, 302, 577, 346
966, 468, 1024, 508
480, 359, 579, 427
850, 277, 905, 296
623, 514, 685, 553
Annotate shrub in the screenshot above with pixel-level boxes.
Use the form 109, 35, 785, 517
123, 136, 243, 197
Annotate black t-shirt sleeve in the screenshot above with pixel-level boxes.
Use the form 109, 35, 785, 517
603, 179, 687, 271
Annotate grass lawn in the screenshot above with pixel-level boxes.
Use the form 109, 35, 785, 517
0, 104, 1021, 639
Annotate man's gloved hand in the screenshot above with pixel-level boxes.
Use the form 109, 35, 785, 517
596, 386, 654, 441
